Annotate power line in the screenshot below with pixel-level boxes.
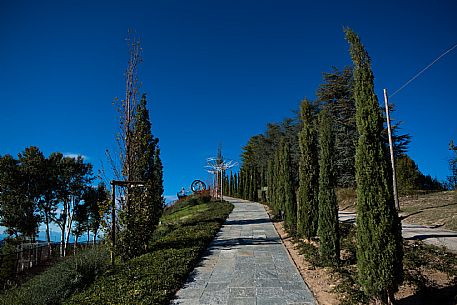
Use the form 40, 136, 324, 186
391, 43, 457, 98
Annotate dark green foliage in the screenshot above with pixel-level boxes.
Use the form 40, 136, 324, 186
120, 94, 164, 260
346, 28, 403, 301
0, 148, 44, 240
64, 201, 233, 305
381, 104, 412, 159
395, 155, 444, 194
448, 141, 457, 189
317, 67, 357, 188
317, 108, 340, 266
279, 140, 296, 232
0, 246, 110, 305
0, 238, 18, 289
297, 99, 319, 240
396, 155, 421, 195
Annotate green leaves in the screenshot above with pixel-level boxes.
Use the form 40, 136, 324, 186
346, 28, 403, 301
297, 99, 319, 240
66, 200, 233, 305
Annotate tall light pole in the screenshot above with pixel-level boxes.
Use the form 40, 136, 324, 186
383, 89, 400, 211
110, 180, 145, 266
205, 158, 237, 201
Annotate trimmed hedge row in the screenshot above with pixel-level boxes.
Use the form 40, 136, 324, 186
65, 200, 233, 305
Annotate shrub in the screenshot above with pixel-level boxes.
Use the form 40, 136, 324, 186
0, 238, 19, 289
65, 201, 233, 305
0, 246, 109, 305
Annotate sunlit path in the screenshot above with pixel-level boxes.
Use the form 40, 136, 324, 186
172, 197, 316, 305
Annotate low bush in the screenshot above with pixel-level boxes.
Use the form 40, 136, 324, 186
0, 238, 19, 290
65, 200, 233, 305
0, 246, 109, 305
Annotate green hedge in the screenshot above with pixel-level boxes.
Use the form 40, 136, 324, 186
0, 246, 110, 305
65, 201, 233, 305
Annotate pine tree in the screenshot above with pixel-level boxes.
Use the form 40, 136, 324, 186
297, 99, 319, 240
317, 67, 357, 188
317, 108, 340, 265
345, 28, 403, 303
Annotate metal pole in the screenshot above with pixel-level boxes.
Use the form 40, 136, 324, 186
383, 89, 400, 211
220, 169, 223, 201
111, 182, 116, 266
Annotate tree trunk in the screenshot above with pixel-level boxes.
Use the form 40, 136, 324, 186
44, 212, 52, 256
93, 228, 97, 245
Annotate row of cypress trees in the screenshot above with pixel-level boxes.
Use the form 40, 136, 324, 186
233, 29, 403, 304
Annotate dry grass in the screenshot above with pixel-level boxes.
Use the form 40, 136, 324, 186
399, 191, 457, 230
337, 189, 457, 231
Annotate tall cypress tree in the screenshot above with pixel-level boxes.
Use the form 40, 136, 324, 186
280, 140, 296, 232
297, 99, 319, 240
317, 108, 340, 266
345, 28, 403, 303
122, 94, 164, 259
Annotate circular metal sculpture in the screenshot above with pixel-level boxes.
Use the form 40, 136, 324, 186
191, 180, 206, 193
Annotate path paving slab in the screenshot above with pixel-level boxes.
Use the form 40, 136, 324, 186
172, 198, 316, 305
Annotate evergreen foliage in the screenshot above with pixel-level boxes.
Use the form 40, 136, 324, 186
317, 67, 357, 188
346, 28, 403, 302
279, 140, 296, 232
448, 141, 457, 190
297, 99, 319, 240
317, 108, 340, 265
120, 94, 164, 260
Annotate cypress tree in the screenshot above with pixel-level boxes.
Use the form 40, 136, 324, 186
345, 28, 403, 303
297, 99, 319, 240
273, 145, 283, 214
317, 108, 340, 266
280, 140, 296, 232
267, 158, 275, 209
122, 94, 164, 259
234, 172, 239, 196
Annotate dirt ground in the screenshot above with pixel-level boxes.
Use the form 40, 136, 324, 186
338, 189, 457, 231
265, 205, 457, 305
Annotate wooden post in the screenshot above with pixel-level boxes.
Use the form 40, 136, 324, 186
383, 89, 400, 211
111, 182, 116, 266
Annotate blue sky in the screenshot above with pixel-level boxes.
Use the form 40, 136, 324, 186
1, 0, 456, 202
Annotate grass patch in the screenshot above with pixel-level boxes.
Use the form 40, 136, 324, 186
64, 199, 233, 305
0, 246, 110, 305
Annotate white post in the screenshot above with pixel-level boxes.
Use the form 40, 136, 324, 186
383, 89, 400, 211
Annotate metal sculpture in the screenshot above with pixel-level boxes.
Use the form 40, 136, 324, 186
191, 180, 207, 192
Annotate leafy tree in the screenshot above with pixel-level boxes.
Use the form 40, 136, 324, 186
0, 149, 44, 240
78, 184, 109, 245
41, 153, 61, 250
317, 108, 340, 265
17, 146, 47, 241
297, 99, 319, 240
53, 155, 93, 256
0, 155, 32, 238
346, 28, 403, 303
90, 183, 109, 243
72, 201, 88, 246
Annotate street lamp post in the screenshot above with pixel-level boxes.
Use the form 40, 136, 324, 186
110, 180, 145, 266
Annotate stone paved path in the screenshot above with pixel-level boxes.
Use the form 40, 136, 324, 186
172, 197, 316, 305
